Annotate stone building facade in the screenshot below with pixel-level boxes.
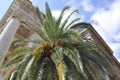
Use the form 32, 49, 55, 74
0, 0, 120, 80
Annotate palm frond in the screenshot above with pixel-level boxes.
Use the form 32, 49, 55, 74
31, 53, 45, 80
36, 7, 44, 25
5, 47, 31, 58
75, 43, 109, 79
84, 60, 102, 80
65, 18, 80, 31
45, 2, 54, 27
16, 54, 33, 80
79, 46, 108, 68
11, 39, 41, 46
63, 54, 86, 80
42, 58, 58, 80
9, 71, 18, 80
55, 6, 70, 38
55, 6, 70, 28
60, 9, 79, 33
42, 21, 54, 43
60, 29, 80, 41
4, 64, 19, 80
2, 55, 23, 67
65, 47, 83, 73
28, 51, 42, 80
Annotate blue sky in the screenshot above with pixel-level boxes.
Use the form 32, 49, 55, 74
0, 0, 120, 61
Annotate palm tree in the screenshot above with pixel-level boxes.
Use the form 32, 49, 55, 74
1, 2, 109, 80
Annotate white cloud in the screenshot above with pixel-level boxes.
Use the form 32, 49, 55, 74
90, 0, 120, 59
114, 32, 120, 42
80, 0, 94, 12
63, 0, 94, 12
63, 0, 78, 7
52, 10, 61, 19
91, 8, 120, 34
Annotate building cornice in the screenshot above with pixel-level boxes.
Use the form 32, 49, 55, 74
88, 24, 113, 54
0, 0, 36, 33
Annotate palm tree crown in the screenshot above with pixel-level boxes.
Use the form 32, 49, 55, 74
1, 2, 109, 80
